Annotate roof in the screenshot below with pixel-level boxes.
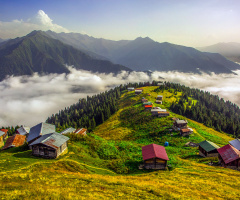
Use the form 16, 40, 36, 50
135, 88, 143, 91
17, 126, 30, 135
181, 128, 192, 133
157, 95, 163, 97
29, 132, 69, 149
144, 105, 153, 108
229, 139, 240, 151
75, 128, 87, 135
175, 120, 188, 124
199, 140, 220, 152
143, 102, 152, 105
60, 127, 76, 135
0, 129, 8, 133
0, 131, 5, 137
217, 144, 240, 164
2, 134, 26, 150
142, 144, 169, 161
128, 87, 134, 89
135, 90, 143, 92
27, 122, 55, 143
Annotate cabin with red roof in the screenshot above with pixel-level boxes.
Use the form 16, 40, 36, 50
74, 128, 87, 136
180, 128, 193, 136
2, 134, 26, 150
141, 144, 169, 170
144, 104, 153, 111
217, 144, 240, 170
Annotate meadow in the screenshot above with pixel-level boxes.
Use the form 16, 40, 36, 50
0, 86, 239, 199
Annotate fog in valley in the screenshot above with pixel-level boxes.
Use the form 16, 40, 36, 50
1, 67, 240, 127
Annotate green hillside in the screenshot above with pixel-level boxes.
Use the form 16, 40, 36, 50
0, 86, 239, 199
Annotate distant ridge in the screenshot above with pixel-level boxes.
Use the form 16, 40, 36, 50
45, 31, 240, 74
0, 30, 132, 81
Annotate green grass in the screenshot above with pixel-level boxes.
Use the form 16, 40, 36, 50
0, 86, 239, 199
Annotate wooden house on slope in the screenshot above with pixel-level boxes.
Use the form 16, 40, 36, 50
141, 98, 148, 103
74, 128, 87, 136
60, 127, 76, 135
27, 122, 55, 144
127, 87, 134, 91
198, 140, 220, 157
156, 95, 163, 101
173, 120, 188, 129
2, 134, 26, 150
180, 128, 193, 136
229, 139, 240, 151
144, 105, 153, 111
217, 144, 240, 170
29, 133, 69, 159
16, 126, 30, 136
155, 100, 162, 104
135, 89, 143, 95
141, 144, 169, 170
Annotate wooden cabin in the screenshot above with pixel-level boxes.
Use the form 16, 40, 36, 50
217, 144, 240, 170
2, 134, 26, 150
29, 132, 69, 159
127, 87, 134, 91
60, 127, 76, 135
156, 95, 163, 100
157, 111, 170, 117
180, 128, 193, 136
74, 128, 87, 136
141, 144, 169, 170
16, 126, 30, 136
173, 120, 188, 129
141, 98, 148, 103
155, 100, 162, 104
144, 105, 153, 111
135, 89, 143, 95
198, 140, 220, 157
27, 122, 56, 144
229, 139, 240, 151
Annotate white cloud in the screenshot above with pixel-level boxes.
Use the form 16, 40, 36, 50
0, 10, 69, 39
0, 67, 240, 127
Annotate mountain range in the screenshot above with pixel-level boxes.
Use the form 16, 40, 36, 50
198, 42, 240, 63
0, 30, 240, 81
46, 31, 240, 74
0, 31, 131, 81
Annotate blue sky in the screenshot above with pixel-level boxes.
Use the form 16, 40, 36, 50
0, 0, 240, 46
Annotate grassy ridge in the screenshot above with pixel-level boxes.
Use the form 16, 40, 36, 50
0, 86, 239, 199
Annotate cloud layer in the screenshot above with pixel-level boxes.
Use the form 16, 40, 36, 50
0, 10, 69, 39
0, 67, 240, 127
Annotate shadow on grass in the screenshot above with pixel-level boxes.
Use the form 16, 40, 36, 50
13, 150, 40, 159
182, 154, 202, 160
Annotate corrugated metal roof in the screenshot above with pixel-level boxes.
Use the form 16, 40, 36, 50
144, 105, 153, 108
2, 134, 26, 150
229, 139, 240, 151
142, 144, 169, 161
75, 128, 87, 135
199, 140, 220, 152
217, 144, 240, 164
175, 120, 188, 124
60, 127, 76, 135
0, 131, 5, 137
0, 129, 8, 133
29, 132, 69, 149
17, 126, 30, 135
181, 128, 192, 133
27, 123, 55, 143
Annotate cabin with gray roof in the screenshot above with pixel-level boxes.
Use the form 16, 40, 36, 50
60, 127, 76, 135
156, 95, 163, 100
198, 140, 220, 157
173, 120, 188, 129
27, 122, 56, 144
29, 132, 69, 158
17, 126, 30, 136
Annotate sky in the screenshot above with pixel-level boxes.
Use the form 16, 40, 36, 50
1, 67, 240, 127
0, 0, 240, 46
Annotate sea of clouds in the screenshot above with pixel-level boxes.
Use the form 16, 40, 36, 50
1, 67, 240, 127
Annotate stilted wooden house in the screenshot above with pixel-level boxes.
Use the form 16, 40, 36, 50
16, 126, 30, 136
141, 98, 148, 103
144, 104, 153, 111
156, 95, 163, 100
180, 128, 193, 136
27, 122, 56, 144
198, 140, 220, 157
2, 134, 26, 150
74, 128, 87, 136
135, 89, 143, 95
229, 139, 240, 151
127, 87, 135, 91
217, 144, 240, 170
141, 144, 169, 170
29, 132, 69, 159
60, 127, 76, 135
173, 120, 188, 129
155, 100, 162, 104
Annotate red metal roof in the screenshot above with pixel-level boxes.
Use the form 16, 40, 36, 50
142, 144, 169, 161
75, 128, 87, 135
2, 134, 26, 150
217, 144, 240, 164
144, 105, 153, 108
0, 129, 8, 133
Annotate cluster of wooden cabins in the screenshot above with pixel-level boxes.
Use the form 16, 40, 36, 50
0, 123, 87, 158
